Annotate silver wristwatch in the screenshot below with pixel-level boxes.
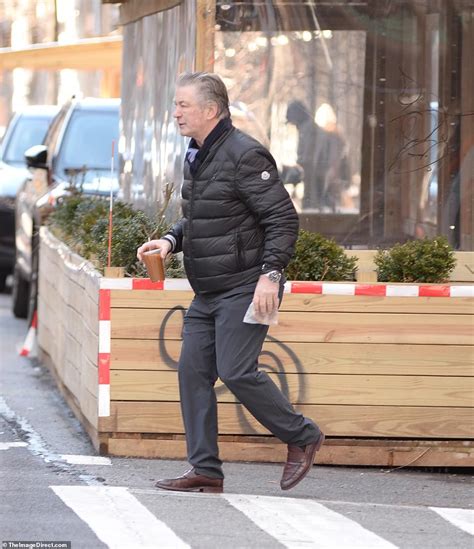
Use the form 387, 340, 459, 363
264, 270, 282, 283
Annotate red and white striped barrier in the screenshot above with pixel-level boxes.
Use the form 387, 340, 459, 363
96, 277, 473, 417
288, 282, 474, 297
98, 288, 111, 417
99, 277, 474, 297
19, 310, 38, 357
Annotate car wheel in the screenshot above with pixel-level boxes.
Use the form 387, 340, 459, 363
12, 265, 29, 318
0, 271, 8, 293
27, 235, 40, 325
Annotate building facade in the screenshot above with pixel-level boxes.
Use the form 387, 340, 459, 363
0, 0, 119, 132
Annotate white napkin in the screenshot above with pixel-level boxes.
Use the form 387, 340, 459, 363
243, 302, 278, 326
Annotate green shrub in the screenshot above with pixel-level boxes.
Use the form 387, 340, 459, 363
374, 237, 456, 283
45, 192, 84, 242
47, 193, 184, 278
285, 230, 357, 281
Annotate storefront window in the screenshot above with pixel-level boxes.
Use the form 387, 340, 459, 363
212, 1, 473, 250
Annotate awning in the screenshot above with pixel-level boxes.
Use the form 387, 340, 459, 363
0, 35, 122, 71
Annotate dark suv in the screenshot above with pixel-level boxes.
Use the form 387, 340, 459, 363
13, 97, 120, 318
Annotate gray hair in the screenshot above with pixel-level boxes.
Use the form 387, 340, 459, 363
176, 72, 230, 119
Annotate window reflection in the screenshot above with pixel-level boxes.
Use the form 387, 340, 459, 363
215, 29, 365, 216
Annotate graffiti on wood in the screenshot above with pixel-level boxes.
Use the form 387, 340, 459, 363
157, 305, 304, 434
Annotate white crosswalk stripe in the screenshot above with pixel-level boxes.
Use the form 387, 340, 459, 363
49, 485, 474, 549
0, 441, 28, 450
430, 507, 474, 536
59, 454, 112, 465
51, 486, 190, 549
223, 493, 398, 548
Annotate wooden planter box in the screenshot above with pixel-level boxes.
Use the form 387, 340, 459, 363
38, 227, 474, 467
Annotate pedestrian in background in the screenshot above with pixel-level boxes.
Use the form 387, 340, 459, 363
137, 72, 324, 493
286, 100, 351, 212
286, 99, 328, 210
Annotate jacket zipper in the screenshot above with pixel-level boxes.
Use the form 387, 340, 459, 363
187, 176, 199, 291
187, 126, 234, 289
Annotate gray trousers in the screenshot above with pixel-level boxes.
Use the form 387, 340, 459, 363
178, 283, 321, 479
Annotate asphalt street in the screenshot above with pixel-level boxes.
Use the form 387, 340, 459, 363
0, 290, 472, 549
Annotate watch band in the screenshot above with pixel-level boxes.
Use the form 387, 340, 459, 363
261, 263, 282, 275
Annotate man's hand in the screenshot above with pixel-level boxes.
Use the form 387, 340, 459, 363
137, 239, 172, 262
253, 274, 279, 316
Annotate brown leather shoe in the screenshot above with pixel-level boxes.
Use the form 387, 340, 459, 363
155, 468, 223, 493
280, 432, 325, 491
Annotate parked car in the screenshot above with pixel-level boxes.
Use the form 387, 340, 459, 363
0, 105, 58, 292
13, 97, 120, 318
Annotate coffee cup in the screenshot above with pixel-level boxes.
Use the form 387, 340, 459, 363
142, 249, 165, 282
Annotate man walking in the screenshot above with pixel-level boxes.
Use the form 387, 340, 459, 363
137, 72, 324, 493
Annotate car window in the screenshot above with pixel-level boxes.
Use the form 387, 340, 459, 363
56, 109, 119, 180
3, 116, 53, 166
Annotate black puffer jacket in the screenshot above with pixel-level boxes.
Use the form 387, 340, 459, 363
166, 125, 299, 294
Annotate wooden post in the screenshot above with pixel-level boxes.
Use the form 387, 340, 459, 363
195, 0, 216, 72
459, 9, 474, 250
104, 267, 125, 278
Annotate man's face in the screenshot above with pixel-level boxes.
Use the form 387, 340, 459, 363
174, 84, 214, 145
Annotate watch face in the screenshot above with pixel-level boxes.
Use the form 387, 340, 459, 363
267, 271, 281, 283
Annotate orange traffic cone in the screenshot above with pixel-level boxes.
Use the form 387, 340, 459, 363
19, 310, 38, 357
